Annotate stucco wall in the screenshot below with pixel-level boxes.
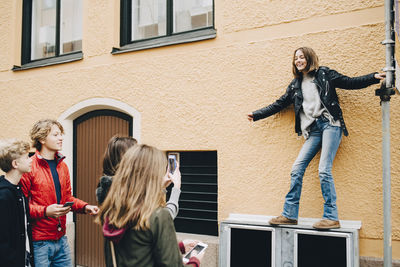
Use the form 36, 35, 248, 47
0, 0, 399, 260
223, 0, 382, 33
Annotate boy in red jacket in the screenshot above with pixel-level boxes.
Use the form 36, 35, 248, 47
20, 119, 99, 267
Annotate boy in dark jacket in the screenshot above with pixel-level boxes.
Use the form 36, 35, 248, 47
0, 139, 34, 267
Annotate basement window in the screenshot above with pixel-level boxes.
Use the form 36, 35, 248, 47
166, 151, 218, 236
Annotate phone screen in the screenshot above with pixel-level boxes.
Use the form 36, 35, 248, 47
184, 244, 206, 260
63, 202, 74, 207
168, 155, 177, 174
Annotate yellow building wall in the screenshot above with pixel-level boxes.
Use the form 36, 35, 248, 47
0, 0, 399, 260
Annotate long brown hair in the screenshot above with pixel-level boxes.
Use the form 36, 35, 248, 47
96, 144, 167, 230
292, 47, 319, 78
102, 136, 137, 176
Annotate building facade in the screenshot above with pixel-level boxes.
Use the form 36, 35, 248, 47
0, 0, 399, 266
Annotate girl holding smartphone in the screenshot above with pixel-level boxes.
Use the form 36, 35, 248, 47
96, 144, 204, 266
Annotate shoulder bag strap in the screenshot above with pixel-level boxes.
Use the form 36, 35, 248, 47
110, 241, 117, 267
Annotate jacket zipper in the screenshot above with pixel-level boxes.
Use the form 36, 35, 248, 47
325, 80, 329, 96
314, 79, 334, 117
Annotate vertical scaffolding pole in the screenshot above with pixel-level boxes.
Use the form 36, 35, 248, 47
382, 99, 392, 267
378, 0, 396, 266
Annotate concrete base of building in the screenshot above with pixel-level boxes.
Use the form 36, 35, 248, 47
360, 256, 400, 267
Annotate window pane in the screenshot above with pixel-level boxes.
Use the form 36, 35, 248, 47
173, 0, 213, 33
60, 0, 82, 54
131, 0, 166, 41
31, 0, 56, 60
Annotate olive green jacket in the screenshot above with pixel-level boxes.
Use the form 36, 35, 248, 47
104, 207, 200, 267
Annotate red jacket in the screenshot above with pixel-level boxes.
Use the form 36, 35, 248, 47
20, 151, 88, 241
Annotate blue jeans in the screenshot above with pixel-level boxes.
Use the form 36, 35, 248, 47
282, 117, 342, 221
33, 236, 72, 267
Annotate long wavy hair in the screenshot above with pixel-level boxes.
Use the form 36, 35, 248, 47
96, 144, 167, 230
292, 47, 319, 78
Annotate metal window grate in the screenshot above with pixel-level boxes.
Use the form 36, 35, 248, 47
167, 151, 218, 236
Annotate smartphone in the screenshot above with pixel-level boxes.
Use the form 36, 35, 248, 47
63, 201, 74, 207
168, 154, 178, 174
182, 242, 208, 263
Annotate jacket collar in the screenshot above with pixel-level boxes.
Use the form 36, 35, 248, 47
294, 68, 324, 89
35, 150, 66, 165
0, 175, 18, 191
292, 78, 302, 89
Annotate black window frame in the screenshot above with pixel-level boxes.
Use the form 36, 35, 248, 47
13, 0, 83, 71
112, 0, 216, 54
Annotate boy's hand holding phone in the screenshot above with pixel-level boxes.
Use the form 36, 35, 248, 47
46, 203, 72, 218
63, 201, 74, 207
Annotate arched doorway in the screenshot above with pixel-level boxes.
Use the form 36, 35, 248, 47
73, 110, 132, 267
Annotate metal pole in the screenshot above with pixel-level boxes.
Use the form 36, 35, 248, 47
381, 0, 395, 265
384, 0, 395, 88
382, 100, 392, 267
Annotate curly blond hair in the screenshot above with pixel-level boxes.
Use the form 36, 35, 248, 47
30, 119, 64, 151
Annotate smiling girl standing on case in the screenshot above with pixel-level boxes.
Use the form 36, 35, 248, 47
248, 47, 385, 229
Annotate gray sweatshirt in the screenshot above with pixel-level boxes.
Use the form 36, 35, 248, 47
300, 75, 340, 139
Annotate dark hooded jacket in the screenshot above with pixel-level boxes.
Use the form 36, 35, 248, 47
0, 175, 34, 267
252, 66, 380, 136
96, 175, 113, 205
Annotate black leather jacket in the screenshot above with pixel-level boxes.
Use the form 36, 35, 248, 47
252, 66, 380, 136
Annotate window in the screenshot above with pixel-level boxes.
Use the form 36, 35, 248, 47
173, 1, 213, 33
230, 226, 274, 267
166, 151, 218, 236
131, 0, 167, 41
295, 230, 350, 267
15, 0, 83, 70
114, 0, 216, 53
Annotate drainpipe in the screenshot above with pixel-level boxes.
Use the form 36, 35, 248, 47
375, 0, 396, 266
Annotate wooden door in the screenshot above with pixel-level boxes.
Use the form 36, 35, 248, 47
73, 110, 132, 267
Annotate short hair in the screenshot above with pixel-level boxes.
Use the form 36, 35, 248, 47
0, 139, 30, 173
102, 136, 137, 176
30, 119, 65, 151
292, 47, 319, 78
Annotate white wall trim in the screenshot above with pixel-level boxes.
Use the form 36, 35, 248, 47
58, 98, 141, 222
